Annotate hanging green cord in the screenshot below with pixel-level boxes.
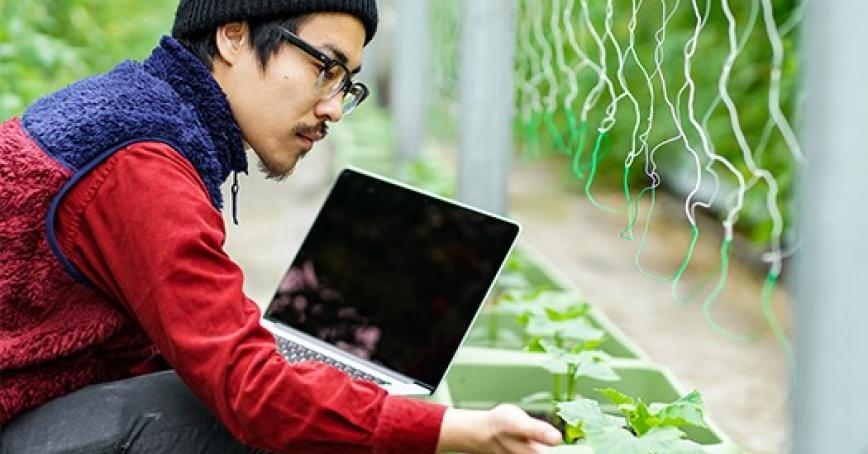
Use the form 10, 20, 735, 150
620, 165, 636, 240
584, 131, 620, 213
571, 120, 589, 179
700, 239, 764, 341
761, 270, 794, 365
543, 110, 569, 154
632, 187, 672, 283
669, 224, 701, 304
565, 107, 580, 153
629, 199, 719, 301
523, 112, 543, 158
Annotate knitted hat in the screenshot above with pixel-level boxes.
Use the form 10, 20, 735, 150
171, 0, 379, 44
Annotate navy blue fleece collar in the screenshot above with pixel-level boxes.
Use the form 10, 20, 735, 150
143, 36, 247, 179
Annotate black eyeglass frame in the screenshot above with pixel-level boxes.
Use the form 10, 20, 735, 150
276, 27, 369, 113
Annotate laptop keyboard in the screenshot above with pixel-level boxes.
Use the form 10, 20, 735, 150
275, 336, 389, 385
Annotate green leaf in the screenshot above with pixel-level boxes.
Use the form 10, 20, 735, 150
597, 388, 651, 435
629, 399, 656, 436
496, 271, 532, 291
535, 291, 588, 315
639, 427, 707, 454
650, 390, 708, 430
599, 389, 709, 436
574, 351, 620, 382
544, 300, 590, 321
556, 398, 622, 435
537, 338, 572, 374
585, 425, 706, 454
525, 313, 604, 341
542, 351, 570, 375
526, 336, 546, 352
495, 293, 540, 316
598, 387, 635, 407
586, 427, 647, 454
564, 422, 585, 444
572, 337, 605, 352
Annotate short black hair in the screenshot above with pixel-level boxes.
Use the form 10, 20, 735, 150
177, 15, 310, 71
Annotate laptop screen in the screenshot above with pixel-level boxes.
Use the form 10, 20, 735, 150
265, 168, 520, 388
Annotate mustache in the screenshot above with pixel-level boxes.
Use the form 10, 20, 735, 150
293, 123, 328, 140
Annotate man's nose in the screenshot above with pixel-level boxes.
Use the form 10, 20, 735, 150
315, 94, 344, 123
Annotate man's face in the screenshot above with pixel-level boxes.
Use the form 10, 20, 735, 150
212, 13, 366, 180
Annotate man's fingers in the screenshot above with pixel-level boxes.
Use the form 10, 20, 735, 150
496, 437, 551, 454
493, 404, 562, 446
524, 417, 562, 446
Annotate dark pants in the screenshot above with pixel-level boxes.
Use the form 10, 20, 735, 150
0, 371, 268, 454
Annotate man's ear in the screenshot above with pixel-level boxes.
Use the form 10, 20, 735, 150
214, 22, 249, 66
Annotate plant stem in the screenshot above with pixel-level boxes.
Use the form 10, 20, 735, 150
552, 373, 563, 428
553, 373, 562, 402
567, 365, 577, 401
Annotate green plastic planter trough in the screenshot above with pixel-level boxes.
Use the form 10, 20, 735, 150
467, 245, 649, 360
439, 347, 740, 454
465, 310, 647, 360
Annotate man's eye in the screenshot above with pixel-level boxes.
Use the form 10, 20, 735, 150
322, 65, 343, 82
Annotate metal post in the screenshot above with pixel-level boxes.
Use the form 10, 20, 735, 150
457, 0, 516, 215
359, 0, 392, 107
792, 1, 868, 453
390, 0, 429, 163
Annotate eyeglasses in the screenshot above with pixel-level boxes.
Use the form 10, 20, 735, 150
277, 27, 369, 116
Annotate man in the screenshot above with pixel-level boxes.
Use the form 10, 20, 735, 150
0, 1, 563, 453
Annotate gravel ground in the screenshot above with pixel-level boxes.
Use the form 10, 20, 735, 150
222, 144, 790, 454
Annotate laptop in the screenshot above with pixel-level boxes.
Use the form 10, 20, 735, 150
261, 166, 521, 396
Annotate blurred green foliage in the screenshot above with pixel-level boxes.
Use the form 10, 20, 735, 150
0, 0, 177, 119
2, 0, 803, 247
430, 0, 803, 246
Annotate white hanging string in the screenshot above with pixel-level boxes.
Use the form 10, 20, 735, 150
761, 0, 805, 164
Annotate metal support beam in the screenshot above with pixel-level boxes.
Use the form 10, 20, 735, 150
390, 0, 429, 163
792, 1, 868, 452
457, 0, 516, 215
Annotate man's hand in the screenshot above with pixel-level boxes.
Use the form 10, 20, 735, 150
437, 404, 562, 453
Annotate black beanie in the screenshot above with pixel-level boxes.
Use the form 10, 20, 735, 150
171, 0, 379, 44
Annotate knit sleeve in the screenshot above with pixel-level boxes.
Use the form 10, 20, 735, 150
53, 141, 446, 453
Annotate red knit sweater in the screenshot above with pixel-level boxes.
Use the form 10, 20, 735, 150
48, 141, 446, 453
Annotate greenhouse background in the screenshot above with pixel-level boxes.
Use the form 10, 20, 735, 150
2, 0, 865, 452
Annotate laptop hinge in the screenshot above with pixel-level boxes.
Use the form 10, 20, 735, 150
415, 380, 435, 392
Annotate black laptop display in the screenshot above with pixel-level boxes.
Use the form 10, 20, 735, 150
265, 168, 520, 388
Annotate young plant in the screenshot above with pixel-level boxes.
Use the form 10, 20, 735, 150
482, 252, 536, 346
489, 289, 599, 348
526, 338, 619, 429
556, 389, 710, 453
495, 252, 535, 293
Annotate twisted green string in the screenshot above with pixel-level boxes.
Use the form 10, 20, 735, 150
761, 271, 794, 364
522, 112, 543, 158
700, 239, 764, 341
631, 187, 671, 283
620, 165, 636, 240
571, 120, 589, 179
565, 107, 580, 152
584, 131, 620, 212
543, 110, 569, 154
669, 224, 701, 304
